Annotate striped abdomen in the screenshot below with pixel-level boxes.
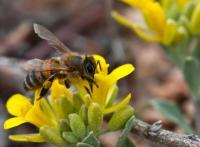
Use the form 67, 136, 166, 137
23, 63, 53, 90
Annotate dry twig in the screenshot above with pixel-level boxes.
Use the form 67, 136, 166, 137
132, 119, 200, 147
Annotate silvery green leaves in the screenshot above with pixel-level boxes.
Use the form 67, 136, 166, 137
183, 57, 200, 95
151, 100, 193, 134
116, 116, 136, 147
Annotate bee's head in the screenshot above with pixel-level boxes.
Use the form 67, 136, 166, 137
83, 56, 97, 80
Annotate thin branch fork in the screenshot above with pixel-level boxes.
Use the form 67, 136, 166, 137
132, 119, 200, 147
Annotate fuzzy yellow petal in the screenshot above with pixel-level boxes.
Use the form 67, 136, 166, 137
25, 101, 56, 128
9, 134, 45, 142
92, 74, 111, 106
108, 64, 135, 83
4, 117, 27, 129
121, 0, 154, 9
51, 80, 73, 100
143, 2, 166, 36
103, 93, 132, 114
6, 94, 32, 117
111, 11, 162, 42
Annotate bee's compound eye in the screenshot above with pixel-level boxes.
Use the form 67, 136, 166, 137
86, 62, 95, 74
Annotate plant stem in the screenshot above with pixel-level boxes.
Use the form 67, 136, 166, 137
131, 119, 200, 147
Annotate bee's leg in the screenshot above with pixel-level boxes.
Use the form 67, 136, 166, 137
89, 82, 93, 92
84, 86, 92, 97
64, 79, 71, 89
93, 80, 99, 88
97, 60, 102, 71
37, 74, 56, 100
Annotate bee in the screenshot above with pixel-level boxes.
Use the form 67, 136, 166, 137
24, 24, 101, 100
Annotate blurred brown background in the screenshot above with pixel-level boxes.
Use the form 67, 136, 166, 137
0, 0, 195, 147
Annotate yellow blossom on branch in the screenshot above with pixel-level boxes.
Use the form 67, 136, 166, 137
71, 55, 135, 114
4, 54, 135, 145
111, 0, 196, 45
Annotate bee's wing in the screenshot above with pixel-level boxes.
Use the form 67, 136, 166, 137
23, 58, 73, 73
33, 23, 72, 54
23, 58, 45, 72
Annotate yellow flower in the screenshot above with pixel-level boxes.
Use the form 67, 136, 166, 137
112, 0, 191, 45
4, 54, 135, 144
161, 0, 189, 11
72, 55, 135, 114
4, 94, 57, 142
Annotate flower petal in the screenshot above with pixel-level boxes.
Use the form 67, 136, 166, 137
6, 94, 32, 116
143, 2, 166, 36
93, 54, 109, 75
108, 64, 135, 83
111, 11, 161, 42
25, 100, 56, 128
121, 0, 154, 9
103, 93, 132, 114
9, 133, 45, 142
4, 117, 27, 129
50, 80, 73, 100
163, 19, 177, 45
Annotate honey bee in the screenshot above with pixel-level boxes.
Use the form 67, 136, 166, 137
24, 24, 101, 99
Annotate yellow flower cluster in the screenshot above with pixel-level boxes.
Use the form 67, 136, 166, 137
112, 0, 200, 45
4, 55, 135, 145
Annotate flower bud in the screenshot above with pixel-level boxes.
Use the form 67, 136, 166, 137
190, 3, 200, 35
79, 105, 88, 125
58, 119, 70, 134
40, 126, 66, 146
88, 103, 103, 132
175, 25, 189, 42
163, 19, 177, 45
183, 2, 195, 19
106, 84, 119, 107
69, 113, 86, 139
62, 131, 78, 144
107, 105, 134, 131
73, 93, 84, 112
178, 15, 190, 30
60, 97, 74, 118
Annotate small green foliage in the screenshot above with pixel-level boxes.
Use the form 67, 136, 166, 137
108, 105, 134, 131
77, 143, 93, 147
62, 131, 79, 143
81, 131, 100, 147
73, 93, 84, 112
116, 115, 136, 147
183, 57, 200, 94
151, 99, 193, 133
39, 126, 66, 146
58, 119, 70, 134
69, 113, 86, 139
60, 97, 74, 118
79, 105, 88, 125
88, 103, 103, 132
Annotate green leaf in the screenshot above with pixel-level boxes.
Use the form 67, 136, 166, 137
151, 99, 193, 133
88, 103, 103, 133
39, 126, 66, 146
69, 113, 86, 139
62, 131, 79, 144
77, 143, 93, 147
73, 93, 84, 112
116, 115, 136, 147
107, 105, 134, 131
81, 131, 99, 147
183, 57, 200, 94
